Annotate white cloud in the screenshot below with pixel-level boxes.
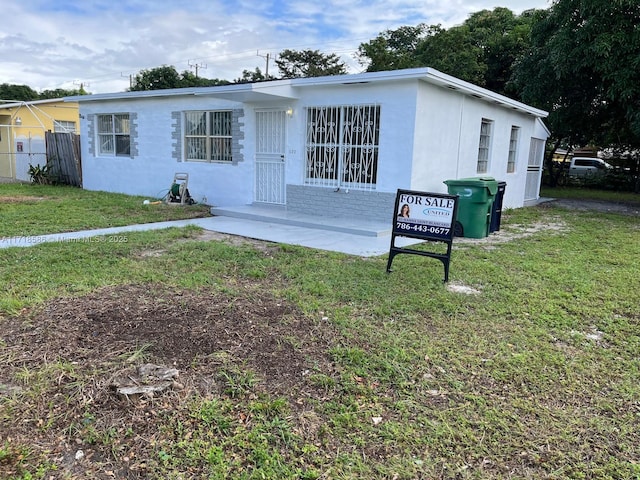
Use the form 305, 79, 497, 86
0, 0, 550, 94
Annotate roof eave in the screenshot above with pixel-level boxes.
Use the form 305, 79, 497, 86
423, 68, 549, 118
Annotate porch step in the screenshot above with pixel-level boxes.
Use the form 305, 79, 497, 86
210, 205, 392, 237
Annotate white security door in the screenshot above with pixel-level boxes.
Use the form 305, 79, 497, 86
525, 137, 545, 202
255, 110, 286, 204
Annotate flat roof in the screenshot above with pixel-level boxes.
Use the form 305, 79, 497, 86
65, 67, 548, 118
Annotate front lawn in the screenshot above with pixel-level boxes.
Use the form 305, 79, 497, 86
0, 184, 211, 237
0, 187, 639, 479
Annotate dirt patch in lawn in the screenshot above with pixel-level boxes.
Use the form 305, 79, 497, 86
0, 195, 47, 203
543, 197, 640, 216
0, 284, 340, 478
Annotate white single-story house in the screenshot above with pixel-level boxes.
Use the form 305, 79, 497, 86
68, 68, 549, 222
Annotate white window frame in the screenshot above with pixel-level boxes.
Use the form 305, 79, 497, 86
54, 120, 77, 133
184, 110, 233, 163
477, 118, 493, 174
507, 126, 519, 173
97, 113, 130, 157
305, 104, 380, 191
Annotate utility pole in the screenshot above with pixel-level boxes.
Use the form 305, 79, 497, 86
121, 72, 133, 89
257, 51, 272, 77
188, 60, 207, 78
73, 80, 90, 92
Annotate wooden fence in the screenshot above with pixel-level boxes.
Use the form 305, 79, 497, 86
45, 132, 82, 187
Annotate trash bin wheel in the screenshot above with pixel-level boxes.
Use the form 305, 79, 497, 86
453, 220, 463, 237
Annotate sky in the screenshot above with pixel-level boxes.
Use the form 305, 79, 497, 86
1, 0, 550, 95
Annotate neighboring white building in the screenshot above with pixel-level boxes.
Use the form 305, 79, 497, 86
68, 68, 549, 221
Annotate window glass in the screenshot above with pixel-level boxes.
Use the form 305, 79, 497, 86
184, 111, 232, 162
305, 105, 379, 190
97, 114, 130, 156
507, 126, 519, 173
477, 119, 493, 174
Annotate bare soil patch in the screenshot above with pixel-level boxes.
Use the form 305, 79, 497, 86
0, 195, 47, 203
544, 197, 640, 216
0, 284, 340, 478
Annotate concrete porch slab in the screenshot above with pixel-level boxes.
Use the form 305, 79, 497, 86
210, 204, 392, 237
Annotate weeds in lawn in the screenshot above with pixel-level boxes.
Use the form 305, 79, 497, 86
0, 188, 639, 478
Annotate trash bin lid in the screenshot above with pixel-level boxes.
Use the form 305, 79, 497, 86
444, 177, 498, 195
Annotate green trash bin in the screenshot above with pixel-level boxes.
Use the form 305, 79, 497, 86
444, 177, 498, 238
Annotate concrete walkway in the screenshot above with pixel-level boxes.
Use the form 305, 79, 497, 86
0, 215, 421, 257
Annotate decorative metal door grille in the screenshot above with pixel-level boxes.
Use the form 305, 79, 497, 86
255, 110, 286, 204
305, 105, 380, 191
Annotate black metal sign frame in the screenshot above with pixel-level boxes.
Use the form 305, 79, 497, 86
386, 189, 459, 282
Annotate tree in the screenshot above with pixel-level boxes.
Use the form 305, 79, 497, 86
130, 65, 183, 91
39, 87, 89, 99
129, 65, 229, 91
179, 71, 229, 88
0, 83, 39, 102
415, 25, 486, 86
511, 0, 640, 184
463, 7, 538, 95
357, 8, 538, 96
275, 49, 348, 78
357, 24, 429, 72
234, 67, 276, 84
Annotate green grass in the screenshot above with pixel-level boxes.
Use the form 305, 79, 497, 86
1, 187, 639, 479
0, 183, 210, 237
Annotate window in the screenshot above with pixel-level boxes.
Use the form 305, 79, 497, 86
184, 111, 232, 162
507, 126, 519, 173
97, 114, 130, 156
477, 119, 493, 174
305, 105, 380, 190
54, 120, 77, 133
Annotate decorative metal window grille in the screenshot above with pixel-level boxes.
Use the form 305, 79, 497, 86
97, 114, 130, 156
507, 126, 519, 173
477, 119, 492, 174
305, 105, 380, 190
184, 110, 232, 162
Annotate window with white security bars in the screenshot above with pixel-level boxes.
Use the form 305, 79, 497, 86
305, 105, 380, 190
477, 118, 493, 174
97, 113, 130, 156
184, 110, 232, 162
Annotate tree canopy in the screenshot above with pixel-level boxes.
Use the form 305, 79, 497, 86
234, 67, 276, 84
0, 83, 39, 101
0, 83, 88, 102
6, 1, 640, 171
357, 8, 538, 97
275, 49, 348, 79
512, 0, 640, 151
129, 65, 229, 91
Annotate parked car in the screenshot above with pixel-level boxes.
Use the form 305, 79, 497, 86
568, 157, 613, 177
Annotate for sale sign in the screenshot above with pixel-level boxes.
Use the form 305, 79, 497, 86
387, 189, 459, 282
393, 191, 457, 241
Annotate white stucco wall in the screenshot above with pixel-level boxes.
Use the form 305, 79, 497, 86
76, 71, 547, 212
412, 81, 544, 208
80, 96, 256, 206
286, 79, 418, 192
